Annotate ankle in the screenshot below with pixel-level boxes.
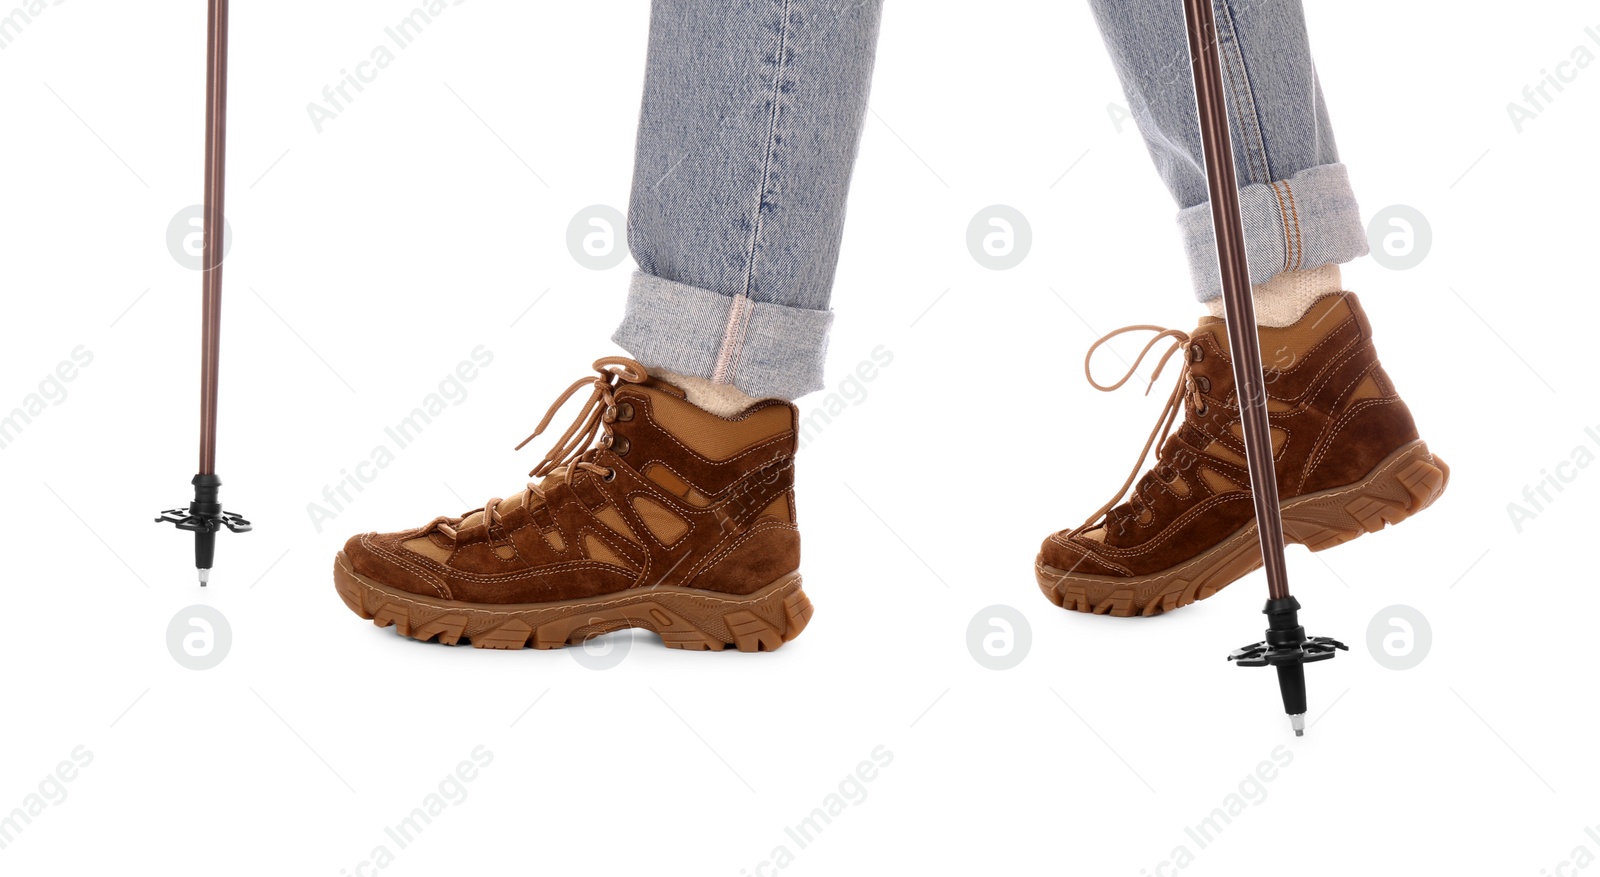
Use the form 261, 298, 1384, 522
1205, 263, 1343, 328
654, 368, 768, 417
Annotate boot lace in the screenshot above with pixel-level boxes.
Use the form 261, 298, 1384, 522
1081, 326, 1210, 529
430, 356, 649, 539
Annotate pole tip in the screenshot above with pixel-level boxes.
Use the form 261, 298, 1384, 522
1290, 713, 1306, 736
198, 568, 211, 586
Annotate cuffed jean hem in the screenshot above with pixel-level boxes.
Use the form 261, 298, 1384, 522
611, 271, 833, 402
1181, 162, 1370, 302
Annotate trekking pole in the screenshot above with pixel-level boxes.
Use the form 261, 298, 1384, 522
155, 0, 251, 584
1179, 0, 1345, 734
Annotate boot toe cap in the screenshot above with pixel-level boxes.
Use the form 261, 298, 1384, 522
1038, 530, 1129, 579
342, 531, 453, 600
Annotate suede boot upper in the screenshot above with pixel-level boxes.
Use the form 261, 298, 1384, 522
344, 358, 801, 605
1041, 292, 1422, 580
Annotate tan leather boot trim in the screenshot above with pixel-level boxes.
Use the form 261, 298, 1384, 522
1262, 294, 1353, 353
583, 532, 634, 570
1350, 373, 1384, 402
1197, 293, 1352, 361
758, 494, 791, 523
630, 495, 690, 545
592, 505, 640, 545
1205, 438, 1247, 466
403, 536, 454, 564
643, 463, 713, 508
1227, 422, 1289, 456
1199, 466, 1240, 496
640, 387, 792, 461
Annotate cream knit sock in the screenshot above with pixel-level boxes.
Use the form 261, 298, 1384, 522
654, 368, 766, 417
1205, 263, 1343, 328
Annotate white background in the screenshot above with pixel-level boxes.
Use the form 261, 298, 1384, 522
2, 1, 1597, 874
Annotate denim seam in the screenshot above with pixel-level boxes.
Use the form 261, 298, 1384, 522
721, 300, 754, 383
716, 293, 753, 382
714, 0, 794, 387
1217, 0, 1304, 274
1218, 51, 1266, 186
1281, 179, 1304, 269
1214, 2, 1271, 186
1266, 181, 1293, 271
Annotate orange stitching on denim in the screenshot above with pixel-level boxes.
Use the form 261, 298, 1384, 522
1282, 179, 1305, 270
1267, 181, 1293, 271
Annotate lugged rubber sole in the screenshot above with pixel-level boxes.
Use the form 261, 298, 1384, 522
1036, 439, 1450, 618
334, 552, 812, 652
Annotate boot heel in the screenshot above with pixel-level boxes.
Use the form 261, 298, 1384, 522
1281, 440, 1450, 552
647, 573, 812, 652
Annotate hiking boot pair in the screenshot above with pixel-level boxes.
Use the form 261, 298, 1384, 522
334, 292, 1448, 647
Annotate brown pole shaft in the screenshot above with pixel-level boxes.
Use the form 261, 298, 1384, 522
199, 0, 228, 475
1181, 0, 1292, 601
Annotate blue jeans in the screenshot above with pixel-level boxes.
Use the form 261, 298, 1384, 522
613, 0, 1369, 400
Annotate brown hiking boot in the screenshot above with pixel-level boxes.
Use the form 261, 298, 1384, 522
334, 357, 812, 651
1036, 292, 1449, 617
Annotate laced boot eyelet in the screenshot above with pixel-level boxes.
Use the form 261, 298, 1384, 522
1190, 344, 1204, 363
1194, 375, 1211, 394
610, 435, 631, 456
616, 402, 634, 421
601, 468, 617, 482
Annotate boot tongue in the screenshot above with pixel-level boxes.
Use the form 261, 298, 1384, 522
454, 375, 676, 534
454, 361, 691, 534
449, 360, 673, 536
455, 491, 529, 532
